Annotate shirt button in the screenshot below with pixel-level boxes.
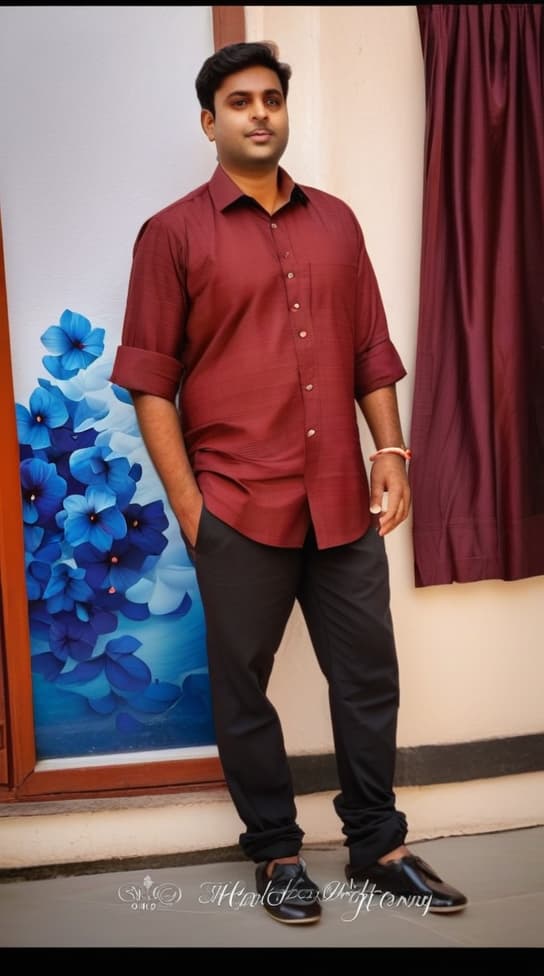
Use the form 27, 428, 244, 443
306, 428, 317, 438
287, 272, 295, 279
283, 251, 290, 258
271, 222, 278, 229
305, 383, 314, 391
292, 302, 301, 310
298, 330, 307, 338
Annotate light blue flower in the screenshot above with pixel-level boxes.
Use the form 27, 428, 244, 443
58, 485, 127, 550
16, 387, 69, 450
41, 310, 105, 379
69, 446, 132, 498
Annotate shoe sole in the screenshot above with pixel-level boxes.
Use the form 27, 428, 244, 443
427, 902, 469, 914
263, 907, 322, 924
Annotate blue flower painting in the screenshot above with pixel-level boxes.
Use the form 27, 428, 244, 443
16, 310, 214, 759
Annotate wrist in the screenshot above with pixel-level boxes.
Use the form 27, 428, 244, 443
369, 446, 412, 462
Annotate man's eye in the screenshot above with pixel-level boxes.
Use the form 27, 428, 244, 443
233, 99, 247, 108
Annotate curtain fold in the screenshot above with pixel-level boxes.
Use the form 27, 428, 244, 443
410, 4, 544, 586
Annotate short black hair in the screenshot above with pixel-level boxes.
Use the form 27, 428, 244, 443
195, 41, 292, 115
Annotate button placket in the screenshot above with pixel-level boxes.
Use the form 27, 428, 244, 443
270, 219, 319, 444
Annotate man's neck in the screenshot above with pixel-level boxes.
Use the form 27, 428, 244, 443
220, 164, 287, 215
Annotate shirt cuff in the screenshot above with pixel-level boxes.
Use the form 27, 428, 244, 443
109, 345, 183, 401
355, 338, 407, 399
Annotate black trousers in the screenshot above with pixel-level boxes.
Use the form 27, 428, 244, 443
191, 507, 408, 869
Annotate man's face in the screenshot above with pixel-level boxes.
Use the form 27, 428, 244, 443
201, 65, 289, 172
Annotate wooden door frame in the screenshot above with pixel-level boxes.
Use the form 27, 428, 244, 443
0, 5, 245, 803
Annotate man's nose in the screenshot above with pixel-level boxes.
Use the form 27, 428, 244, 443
251, 100, 268, 120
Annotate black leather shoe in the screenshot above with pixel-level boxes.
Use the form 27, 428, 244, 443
255, 859, 322, 924
345, 854, 468, 914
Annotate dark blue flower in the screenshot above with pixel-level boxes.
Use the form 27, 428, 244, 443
58, 486, 127, 550
41, 310, 105, 379
42, 563, 94, 614
16, 387, 69, 450
73, 538, 147, 592
124, 500, 169, 555
24, 534, 62, 601
25, 552, 52, 602
20, 458, 67, 526
49, 612, 98, 662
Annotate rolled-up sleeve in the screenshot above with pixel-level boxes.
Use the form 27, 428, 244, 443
353, 227, 407, 399
110, 216, 186, 401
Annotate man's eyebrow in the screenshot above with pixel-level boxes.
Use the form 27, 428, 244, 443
225, 88, 283, 98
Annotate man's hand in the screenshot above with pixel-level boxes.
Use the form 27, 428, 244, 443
369, 454, 411, 537
176, 494, 204, 549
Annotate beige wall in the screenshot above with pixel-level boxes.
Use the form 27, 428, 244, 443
246, 6, 544, 753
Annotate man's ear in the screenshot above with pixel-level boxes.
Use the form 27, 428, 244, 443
201, 109, 215, 142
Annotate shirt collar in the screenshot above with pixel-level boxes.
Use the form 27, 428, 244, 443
208, 164, 308, 212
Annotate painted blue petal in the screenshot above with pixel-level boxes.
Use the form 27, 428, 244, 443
30, 561, 52, 585
105, 655, 151, 693
86, 485, 117, 511
88, 608, 117, 635
99, 506, 129, 540
16, 404, 33, 439
105, 635, 142, 657
120, 600, 150, 621
41, 324, 72, 354
56, 656, 105, 685
109, 563, 142, 592
111, 384, 133, 405
72, 397, 108, 431
25, 575, 42, 601
67, 577, 94, 602
30, 425, 52, 450
24, 525, 44, 553
22, 500, 39, 524
42, 355, 79, 380
35, 539, 62, 564
84, 328, 105, 354
31, 652, 65, 681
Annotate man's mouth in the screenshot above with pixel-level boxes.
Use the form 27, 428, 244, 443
246, 129, 274, 140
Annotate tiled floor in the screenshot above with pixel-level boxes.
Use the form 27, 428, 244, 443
0, 826, 542, 948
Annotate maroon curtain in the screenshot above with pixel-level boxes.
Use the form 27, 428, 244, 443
410, 4, 544, 586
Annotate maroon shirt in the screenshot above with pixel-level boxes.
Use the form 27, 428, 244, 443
110, 165, 406, 549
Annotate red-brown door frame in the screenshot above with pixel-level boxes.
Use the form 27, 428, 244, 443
0, 5, 245, 802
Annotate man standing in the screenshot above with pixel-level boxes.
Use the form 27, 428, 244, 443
110, 41, 467, 924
